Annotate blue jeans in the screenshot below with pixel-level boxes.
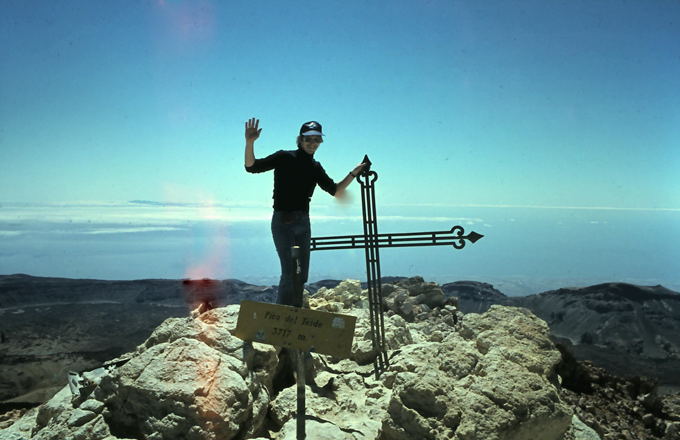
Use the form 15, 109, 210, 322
271, 210, 310, 307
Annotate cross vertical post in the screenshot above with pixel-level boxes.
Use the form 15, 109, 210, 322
357, 156, 389, 377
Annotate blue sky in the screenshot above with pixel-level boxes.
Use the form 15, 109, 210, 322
1, 1, 679, 289
2, 0, 678, 209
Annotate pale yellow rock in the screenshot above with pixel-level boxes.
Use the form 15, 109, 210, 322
4, 280, 576, 440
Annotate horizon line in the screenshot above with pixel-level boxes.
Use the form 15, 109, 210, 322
0, 200, 678, 212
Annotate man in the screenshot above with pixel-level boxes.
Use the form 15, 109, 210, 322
244, 118, 365, 307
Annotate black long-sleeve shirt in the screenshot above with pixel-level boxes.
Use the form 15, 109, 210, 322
245, 149, 337, 212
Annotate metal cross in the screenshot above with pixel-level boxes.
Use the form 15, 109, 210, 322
310, 155, 484, 377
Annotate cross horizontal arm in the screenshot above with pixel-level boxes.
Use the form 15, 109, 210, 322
311, 226, 483, 251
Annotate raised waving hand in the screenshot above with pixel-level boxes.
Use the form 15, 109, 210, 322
245, 118, 261, 142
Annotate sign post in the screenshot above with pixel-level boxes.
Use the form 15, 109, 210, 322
234, 246, 357, 440
292, 246, 305, 440
296, 348, 305, 440
234, 301, 356, 440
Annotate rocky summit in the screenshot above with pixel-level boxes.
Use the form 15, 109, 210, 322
3, 279, 577, 440
3, 278, 679, 440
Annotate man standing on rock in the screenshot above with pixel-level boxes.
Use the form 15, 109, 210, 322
244, 117, 366, 307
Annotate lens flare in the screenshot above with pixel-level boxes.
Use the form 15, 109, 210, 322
154, 0, 216, 45
159, 188, 234, 436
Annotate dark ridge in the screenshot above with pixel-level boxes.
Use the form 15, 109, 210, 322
539, 282, 680, 302
0, 402, 39, 412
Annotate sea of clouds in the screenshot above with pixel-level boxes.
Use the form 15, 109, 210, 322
1, 201, 678, 296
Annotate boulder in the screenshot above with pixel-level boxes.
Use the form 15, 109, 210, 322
274, 418, 355, 440
308, 279, 366, 312
378, 306, 572, 440
95, 337, 268, 440
568, 414, 602, 440
349, 309, 413, 365
94, 308, 277, 440
661, 393, 680, 422
269, 372, 388, 439
665, 421, 680, 439
9, 307, 277, 440
381, 278, 451, 322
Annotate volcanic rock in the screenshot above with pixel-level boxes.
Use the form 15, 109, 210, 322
441, 280, 509, 314
379, 277, 455, 322
556, 340, 680, 439
441, 280, 680, 387
3, 279, 578, 440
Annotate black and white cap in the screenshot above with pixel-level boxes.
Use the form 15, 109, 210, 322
299, 121, 324, 136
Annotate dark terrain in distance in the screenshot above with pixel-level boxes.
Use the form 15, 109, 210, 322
1, 274, 679, 406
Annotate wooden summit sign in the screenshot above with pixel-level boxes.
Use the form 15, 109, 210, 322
234, 300, 356, 358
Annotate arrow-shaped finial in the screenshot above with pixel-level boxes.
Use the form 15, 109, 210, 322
468, 231, 484, 243
362, 155, 372, 175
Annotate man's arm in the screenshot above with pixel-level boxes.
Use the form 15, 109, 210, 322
335, 162, 367, 196
244, 118, 261, 167
244, 118, 281, 173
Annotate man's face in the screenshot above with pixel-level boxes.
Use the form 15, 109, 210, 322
301, 136, 323, 155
